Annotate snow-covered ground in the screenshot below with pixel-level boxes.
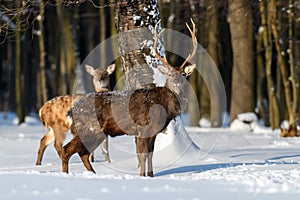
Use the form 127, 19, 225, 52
1, 112, 300, 199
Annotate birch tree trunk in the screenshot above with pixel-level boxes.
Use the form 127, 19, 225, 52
115, 0, 158, 89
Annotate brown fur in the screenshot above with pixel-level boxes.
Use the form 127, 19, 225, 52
63, 65, 194, 177
62, 19, 197, 176
64, 87, 181, 177
35, 64, 115, 165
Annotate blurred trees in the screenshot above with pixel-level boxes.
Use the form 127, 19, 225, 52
0, 0, 299, 128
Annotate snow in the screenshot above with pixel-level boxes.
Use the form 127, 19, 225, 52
1, 112, 300, 199
237, 112, 258, 122
199, 118, 211, 128
258, 26, 264, 33
230, 112, 273, 134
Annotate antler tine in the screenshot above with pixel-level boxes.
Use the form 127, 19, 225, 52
153, 20, 173, 70
180, 18, 198, 69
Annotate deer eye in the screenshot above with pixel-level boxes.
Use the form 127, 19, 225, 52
102, 71, 108, 78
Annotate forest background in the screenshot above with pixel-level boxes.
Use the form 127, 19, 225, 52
0, 0, 300, 131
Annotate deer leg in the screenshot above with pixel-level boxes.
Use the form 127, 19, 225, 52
138, 153, 146, 177
54, 140, 64, 160
36, 127, 55, 165
61, 136, 82, 173
135, 137, 140, 168
102, 137, 111, 163
79, 150, 95, 173
89, 152, 95, 162
53, 124, 67, 160
136, 137, 150, 177
147, 152, 154, 177
147, 136, 156, 177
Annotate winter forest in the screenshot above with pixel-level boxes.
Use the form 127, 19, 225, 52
1, 0, 300, 198
0, 0, 299, 132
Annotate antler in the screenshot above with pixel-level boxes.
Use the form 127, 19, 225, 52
179, 18, 198, 70
153, 20, 174, 70
154, 19, 198, 71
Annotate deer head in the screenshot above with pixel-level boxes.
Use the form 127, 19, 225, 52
154, 19, 197, 96
85, 64, 116, 92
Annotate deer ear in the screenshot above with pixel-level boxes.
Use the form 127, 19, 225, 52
106, 64, 116, 75
157, 64, 169, 75
183, 64, 196, 76
85, 64, 95, 76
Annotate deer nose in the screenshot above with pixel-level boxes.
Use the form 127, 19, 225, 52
173, 79, 180, 87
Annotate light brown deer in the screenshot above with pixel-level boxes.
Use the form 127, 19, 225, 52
35, 64, 115, 165
62, 19, 197, 177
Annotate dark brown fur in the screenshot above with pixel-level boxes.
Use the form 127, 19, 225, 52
62, 19, 197, 176
63, 87, 183, 177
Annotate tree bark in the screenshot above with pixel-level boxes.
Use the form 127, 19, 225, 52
37, 0, 48, 105
115, 0, 160, 89
287, 0, 298, 120
260, 0, 280, 128
256, 24, 268, 125
15, 0, 24, 124
228, 0, 255, 122
270, 0, 296, 126
56, 2, 77, 95
206, 0, 222, 126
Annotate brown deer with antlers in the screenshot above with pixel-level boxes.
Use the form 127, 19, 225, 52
62, 19, 197, 177
35, 64, 115, 165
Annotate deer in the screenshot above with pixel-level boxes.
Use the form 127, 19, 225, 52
35, 63, 116, 165
62, 19, 197, 177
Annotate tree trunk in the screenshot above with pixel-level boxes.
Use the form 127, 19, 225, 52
287, 0, 298, 121
37, 0, 48, 105
115, 0, 159, 89
228, 0, 255, 122
15, 1, 24, 124
206, 0, 222, 126
99, 1, 107, 68
260, 0, 280, 128
256, 25, 268, 125
56, 2, 77, 95
269, 0, 296, 127
3, 42, 13, 118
